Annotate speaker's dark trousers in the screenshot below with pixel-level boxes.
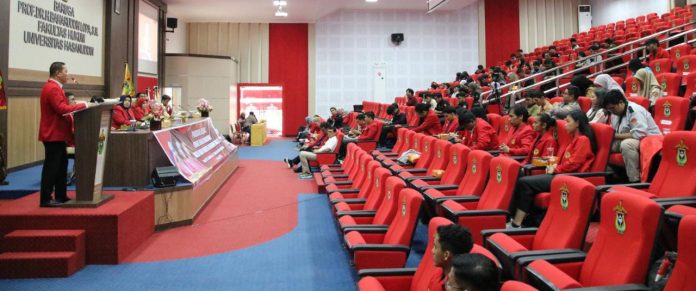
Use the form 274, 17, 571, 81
40, 141, 69, 203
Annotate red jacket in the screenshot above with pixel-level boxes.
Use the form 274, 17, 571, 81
359, 121, 380, 141
306, 131, 327, 148
503, 123, 536, 156
555, 134, 595, 174
459, 118, 498, 150
646, 48, 670, 64
523, 130, 558, 164
131, 106, 146, 121
38, 80, 86, 142
413, 111, 442, 135
442, 118, 459, 134
112, 105, 133, 129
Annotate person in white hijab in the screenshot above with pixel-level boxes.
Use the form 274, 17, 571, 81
628, 58, 663, 106
593, 74, 624, 94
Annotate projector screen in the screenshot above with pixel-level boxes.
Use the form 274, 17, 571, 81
427, 0, 450, 13
138, 0, 159, 75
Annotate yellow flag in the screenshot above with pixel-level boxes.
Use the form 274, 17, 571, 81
121, 63, 134, 97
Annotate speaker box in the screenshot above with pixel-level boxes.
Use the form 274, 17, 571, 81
391, 33, 404, 45
167, 17, 178, 29
151, 166, 180, 188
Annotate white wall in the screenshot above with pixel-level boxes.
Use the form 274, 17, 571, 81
166, 19, 188, 54
589, 0, 671, 26
314, 7, 479, 116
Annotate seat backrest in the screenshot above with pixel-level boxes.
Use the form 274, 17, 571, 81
649, 58, 673, 75
648, 131, 696, 198
554, 120, 571, 151
549, 97, 564, 105
439, 144, 471, 185
627, 97, 650, 111
579, 192, 662, 286
625, 76, 641, 97
373, 176, 407, 225
476, 156, 520, 211
411, 217, 451, 291
412, 133, 425, 153
533, 176, 596, 250
684, 72, 696, 98
349, 153, 373, 185
577, 97, 592, 112
356, 161, 382, 199
372, 119, 385, 141
426, 140, 451, 173
342, 143, 358, 171
676, 55, 696, 75
665, 215, 696, 291
383, 189, 423, 246
487, 114, 502, 133
414, 136, 438, 168
407, 107, 419, 127
589, 123, 614, 173
402, 130, 417, 153
456, 150, 493, 196
345, 150, 368, 180
390, 128, 408, 154
362, 167, 391, 210
656, 73, 682, 97
654, 97, 689, 134
497, 115, 512, 141
501, 281, 537, 291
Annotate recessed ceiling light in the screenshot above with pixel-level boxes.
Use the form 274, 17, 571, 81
365, 0, 378, 2
273, 1, 287, 6
275, 10, 288, 17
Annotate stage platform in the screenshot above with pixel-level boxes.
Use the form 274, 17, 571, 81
0, 191, 154, 265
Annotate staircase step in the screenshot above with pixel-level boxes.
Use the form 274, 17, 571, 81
2, 229, 85, 252
0, 251, 84, 278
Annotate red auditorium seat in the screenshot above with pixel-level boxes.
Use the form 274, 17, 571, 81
321, 144, 362, 178
653, 96, 689, 135
406, 107, 419, 127
336, 176, 406, 230
675, 55, 696, 81
410, 144, 470, 192
501, 281, 537, 291
324, 153, 373, 191
382, 132, 423, 167
343, 189, 423, 270
484, 176, 596, 279
327, 160, 380, 199
332, 166, 390, 213
661, 215, 696, 291
388, 135, 436, 174
421, 150, 493, 218
497, 115, 511, 143
577, 97, 591, 112
683, 72, 696, 98
372, 128, 409, 160
487, 113, 502, 134
522, 192, 662, 290
398, 139, 450, 180
309, 131, 343, 168
656, 73, 682, 97
356, 217, 500, 291
650, 58, 673, 75
670, 43, 691, 63
439, 156, 521, 244
625, 76, 641, 97
627, 96, 650, 111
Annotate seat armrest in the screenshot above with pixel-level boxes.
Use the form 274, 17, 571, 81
557, 171, 611, 179
487, 150, 502, 156
329, 180, 354, 186
351, 244, 411, 253
400, 168, 428, 174
330, 188, 360, 194
654, 196, 696, 208
409, 176, 441, 182
357, 268, 417, 278
522, 164, 546, 175
417, 184, 459, 191
326, 174, 349, 179
510, 155, 526, 162
336, 210, 377, 218
565, 284, 651, 291
510, 249, 582, 262
343, 225, 389, 233
516, 250, 587, 267
435, 195, 480, 204
331, 198, 367, 204
481, 227, 538, 241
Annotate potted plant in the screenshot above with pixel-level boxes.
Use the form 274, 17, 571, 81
197, 98, 213, 117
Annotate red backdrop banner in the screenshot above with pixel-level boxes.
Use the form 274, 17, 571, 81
137, 75, 158, 98
484, 0, 520, 67
269, 23, 309, 136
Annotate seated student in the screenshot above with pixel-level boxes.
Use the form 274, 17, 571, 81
131, 92, 150, 121
446, 253, 501, 291
405, 88, 418, 106
340, 112, 379, 156
586, 88, 610, 124
549, 85, 581, 119
441, 108, 459, 134
455, 111, 498, 151
434, 93, 450, 113
499, 104, 535, 157
602, 89, 661, 182
628, 58, 663, 106
298, 127, 339, 179
430, 224, 474, 291
508, 110, 596, 227
161, 94, 173, 116
644, 37, 669, 64
523, 113, 558, 165
528, 89, 553, 117
423, 93, 438, 110
111, 95, 134, 129
327, 107, 343, 128
284, 122, 330, 170
378, 104, 407, 147
299, 115, 321, 146
413, 103, 442, 135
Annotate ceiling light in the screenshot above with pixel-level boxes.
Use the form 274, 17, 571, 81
365, 0, 378, 2
275, 9, 288, 17
273, 1, 287, 6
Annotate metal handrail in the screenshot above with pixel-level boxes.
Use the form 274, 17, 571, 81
480, 20, 696, 98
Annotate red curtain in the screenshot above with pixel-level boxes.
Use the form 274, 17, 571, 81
485, 0, 520, 66
269, 24, 309, 137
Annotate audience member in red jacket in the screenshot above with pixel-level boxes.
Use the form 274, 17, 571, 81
441, 108, 459, 134
112, 96, 134, 129
455, 111, 498, 151
339, 111, 381, 156
499, 104, 535, 157
644, 37, 670, 64
413, 103, 442, 135
38, 62, 89, 207
522, 113, 558, 165
509, 110, 596, 227
405, 88, 418, 106
431, 224, 479, 291
131, 92, 150, 121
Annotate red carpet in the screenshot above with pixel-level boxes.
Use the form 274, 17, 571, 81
123, 160, 315, 262
0, 191, 154, 264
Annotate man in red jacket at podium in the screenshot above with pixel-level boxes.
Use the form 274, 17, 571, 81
38, 62, 89, 207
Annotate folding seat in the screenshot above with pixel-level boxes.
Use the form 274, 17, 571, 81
381, 132, 424, 167
649, 58, 673, 75
656, 73, 682, 97
675, 55, 696, 80
439, 156, 521, 244
406, 107, 419, 127
496, 115, 511, 143
660, 217, 696, 291
321, 144, 363, 178
483, 176, 596, 279
332, 166, 390, 214
357, 217, 500, 291
375, 129, 415, 162
627, 96, 650, 110
683, 72, 696, 98
576, 96, 591, 112
336, 176, 407, 230
343, 189, 423, 270
410, 144, 470, 191
421, 150, 493, 218
324, 153, 373, 191
448, 97, 458, 107
487, 113, 502, 134
398, 139, 450, 180
388, 136, 437, 174
653, 96, 689, 134
501, 281, 537, 291
670, 43, 691, 63
327, 159, 380, 200
521, 191, 662, 290
548, 97, 563, 105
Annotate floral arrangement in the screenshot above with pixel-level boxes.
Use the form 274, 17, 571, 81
197, 98, 213, 113
148, 100, 164, 121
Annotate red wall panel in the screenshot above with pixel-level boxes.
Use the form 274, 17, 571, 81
484, 0, 520, 66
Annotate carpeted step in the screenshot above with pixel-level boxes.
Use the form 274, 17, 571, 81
2, 229, 85, 252
0, 251, 84, 278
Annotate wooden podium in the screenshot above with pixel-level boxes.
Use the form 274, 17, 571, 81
63, 102, 116, 208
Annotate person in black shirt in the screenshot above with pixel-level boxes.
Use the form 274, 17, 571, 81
327, 107, 343, 128
378, 103, 407, 148
434, 93, 450, 113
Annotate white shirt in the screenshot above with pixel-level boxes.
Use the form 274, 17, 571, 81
317, 136, 338, 153
49, 78, 63, 88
